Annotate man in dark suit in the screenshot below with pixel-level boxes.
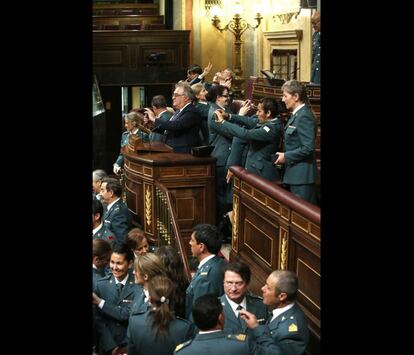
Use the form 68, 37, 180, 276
185, 224, 226, 320
274, 80, 318, 204
100, 177, 132, 243
220, 262, 268, 335
240, 270, 310, 355
149, 82, 201, 153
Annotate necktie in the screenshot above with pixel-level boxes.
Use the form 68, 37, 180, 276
117, 283, 124, 297
169, 109, 180, 121
236, 305, 244, 326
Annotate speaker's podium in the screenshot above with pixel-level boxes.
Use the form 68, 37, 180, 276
123, 136, 216, 248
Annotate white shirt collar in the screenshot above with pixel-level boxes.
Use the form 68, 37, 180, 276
143, 288, 149, 303
292, 103, 305, 116
106, 197, 120, 212
177, 102, 191, 112
225, 295, 247, 317
199, 329, 222, 335
115, 273, 129, 286
198, 254, 215, 269
271, 302, 295, 322
92, 223, 103, 235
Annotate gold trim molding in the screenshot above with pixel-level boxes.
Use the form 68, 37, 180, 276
232, 195, 239, 252
279, 227, 288, 270
145, 184, 152, 229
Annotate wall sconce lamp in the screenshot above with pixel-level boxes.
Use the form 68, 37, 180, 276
210, 1, 263, 98
272, 0, 302, 24
205, 0, 222, 13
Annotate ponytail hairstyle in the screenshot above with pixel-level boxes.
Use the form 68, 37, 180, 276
148, 275, 175, 339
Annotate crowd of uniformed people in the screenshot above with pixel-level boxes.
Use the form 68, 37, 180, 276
92, 64, 317, 354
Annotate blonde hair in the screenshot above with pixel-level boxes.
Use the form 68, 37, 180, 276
134, 253, 165, 280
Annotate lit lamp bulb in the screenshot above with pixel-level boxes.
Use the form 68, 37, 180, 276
253, 3, 263, 14
233, 1, 243, 15
210, 5, 223, 17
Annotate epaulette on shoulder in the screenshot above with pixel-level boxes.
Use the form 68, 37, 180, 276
227, 333, 247, 342
248, 293, 263, 300
97, 274, 112, 282
175, 339, 192, 352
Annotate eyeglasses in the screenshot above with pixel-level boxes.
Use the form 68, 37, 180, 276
224, 281, 245, 288
172, 93, 185, 98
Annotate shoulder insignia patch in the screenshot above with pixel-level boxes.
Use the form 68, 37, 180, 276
263, 126, 270, 132
228, 333, 246, 342
200, 272, 208, 276
288, 323, 298, 332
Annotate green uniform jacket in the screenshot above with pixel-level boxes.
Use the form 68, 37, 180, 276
149, 110, 172, 142
102, 199, 132, 243
221, 115, 282, 181
174, 330, 283, 355
195, 101, 211, 145
252, 303, 309, 355
93, 274, 140, 353
127, 310, 194, 355
185, 256, 226, 319
93, 224, 117, 246
283, 106, 317, 185
208, 103, 233, 167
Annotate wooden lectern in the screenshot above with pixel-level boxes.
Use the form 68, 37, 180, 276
123, 138, 216, 252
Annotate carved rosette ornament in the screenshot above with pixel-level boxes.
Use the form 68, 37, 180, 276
145, 185, 152, 229
279, 228, 288, 270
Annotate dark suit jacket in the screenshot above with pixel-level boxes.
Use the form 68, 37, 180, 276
185, 256, 226, 319
94, 274, 140, 353
102, 199, 132, 243
283, 105, 317, 185
252, 303, 309, 355
220, 293, 269, 335
154, 103, 201, 153
127, 311, 194, 355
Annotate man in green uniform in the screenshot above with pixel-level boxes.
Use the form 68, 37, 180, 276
175, 294, 282, 355
241, 270, 309, 355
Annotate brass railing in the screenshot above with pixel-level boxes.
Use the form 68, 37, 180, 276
154, 181, 191, 283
